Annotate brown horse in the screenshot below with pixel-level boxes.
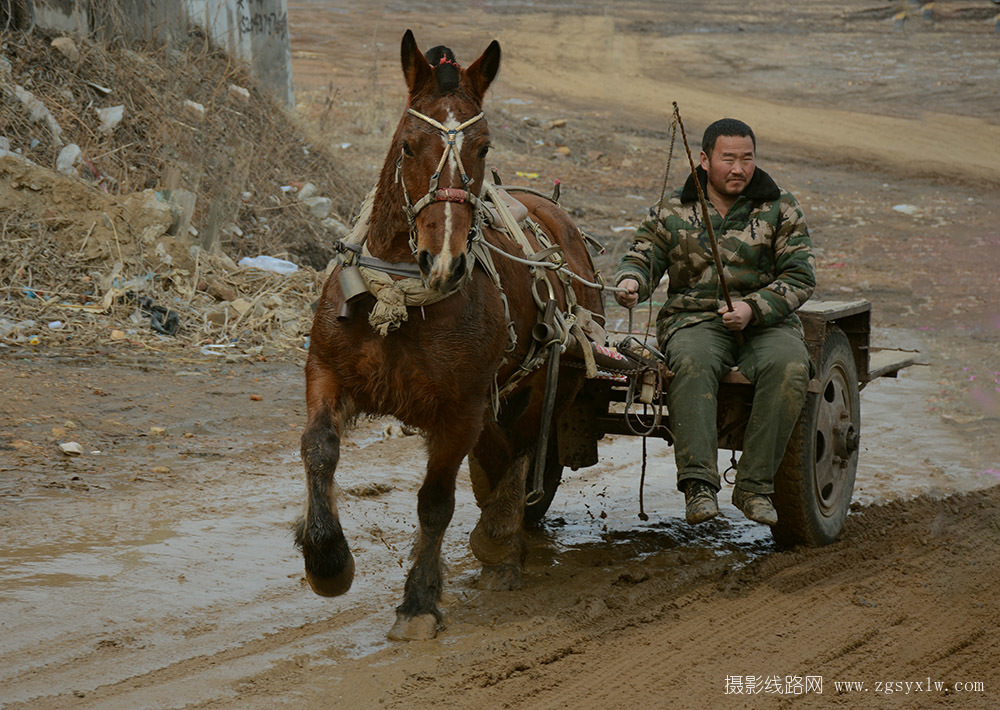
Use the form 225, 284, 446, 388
295, 30, 603, 640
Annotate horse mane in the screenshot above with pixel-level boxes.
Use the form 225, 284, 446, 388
367, 127, 409, 261
424, 45, 461, 93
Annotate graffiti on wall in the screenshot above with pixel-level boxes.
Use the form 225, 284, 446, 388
236, 0, 288, 39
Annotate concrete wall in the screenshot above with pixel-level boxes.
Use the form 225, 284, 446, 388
185, 0, 293, 106
32, 0, 294, 105
33, 0, 89, 33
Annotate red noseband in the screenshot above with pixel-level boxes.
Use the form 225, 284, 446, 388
434, 187, 471, 203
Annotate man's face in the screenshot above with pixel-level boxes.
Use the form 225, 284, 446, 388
700, 135, 756, 200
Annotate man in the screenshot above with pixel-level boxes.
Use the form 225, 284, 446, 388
615, 118, 816, 526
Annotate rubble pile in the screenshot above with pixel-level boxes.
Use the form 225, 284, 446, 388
0, 26, 366, 354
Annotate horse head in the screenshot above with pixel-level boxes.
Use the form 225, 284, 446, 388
395, 30, 501, 293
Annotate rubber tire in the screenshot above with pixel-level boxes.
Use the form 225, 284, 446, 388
771, 326, 860, 547
468, 433, 563, 526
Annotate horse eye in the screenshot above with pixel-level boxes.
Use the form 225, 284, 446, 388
478, 144, 490, 158
402, 141, 414, 157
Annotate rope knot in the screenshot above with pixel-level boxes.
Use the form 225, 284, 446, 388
368, 283, 409, 336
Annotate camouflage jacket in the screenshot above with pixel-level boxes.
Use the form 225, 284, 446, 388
614, 166, 816, 345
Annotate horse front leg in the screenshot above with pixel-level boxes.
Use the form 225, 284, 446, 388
389, 417, 482, 641
294, 366, 354, 597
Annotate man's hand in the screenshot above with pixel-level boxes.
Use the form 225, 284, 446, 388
615, 278, 640, 309
718, 301, 754, 331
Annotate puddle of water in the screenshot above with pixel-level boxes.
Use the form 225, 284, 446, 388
0, 470, 319, 695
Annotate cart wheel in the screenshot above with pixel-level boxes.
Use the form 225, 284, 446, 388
468, 435, 563, 526
772, 326, 860, 547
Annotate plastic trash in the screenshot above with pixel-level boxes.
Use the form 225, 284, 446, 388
302, 196, 332, 219
59, 442, 84, 456
56, 144, 81, 175
238, 255, 299, 275
96, 105, 125, 134
0, 318, 31, 338
118, 291, 180, 336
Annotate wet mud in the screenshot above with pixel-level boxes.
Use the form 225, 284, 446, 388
3, 0, 1000, 707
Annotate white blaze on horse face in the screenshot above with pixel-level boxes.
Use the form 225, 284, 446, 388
430, 109, 466, 280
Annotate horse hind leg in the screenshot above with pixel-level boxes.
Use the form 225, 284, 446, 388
389, 418, 481, 641
470, 451, 530, 591
295, 397, 355, 597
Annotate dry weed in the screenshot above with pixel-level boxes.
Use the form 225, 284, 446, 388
0, 21, 368, 355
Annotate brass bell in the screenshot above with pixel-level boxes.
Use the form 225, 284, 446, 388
336, 264, 368, 321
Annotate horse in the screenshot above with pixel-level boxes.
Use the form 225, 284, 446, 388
295, 29, 604, 641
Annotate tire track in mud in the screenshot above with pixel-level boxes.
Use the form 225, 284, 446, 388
38, 488, 994, 709
2, 607, 375, 709
3, 359, 998, 708
372, 488, 1000, 709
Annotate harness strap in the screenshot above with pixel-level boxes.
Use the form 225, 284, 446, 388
482, 182, 536, 258
406, 108, 484, 189
398, 109, 486, 253
470, 236, 518, 353
334, 240, 423, 279
410, 187, 480, 216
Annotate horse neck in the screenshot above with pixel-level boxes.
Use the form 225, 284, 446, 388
366, 151, 413, 263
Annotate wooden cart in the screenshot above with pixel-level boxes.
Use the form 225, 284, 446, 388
530, 300, 917, 546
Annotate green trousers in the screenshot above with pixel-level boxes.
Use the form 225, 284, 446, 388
664, 317, 811, 494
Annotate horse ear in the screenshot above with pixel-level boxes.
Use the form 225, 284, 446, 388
401, 29, 432, 94
466, 40, 501, 101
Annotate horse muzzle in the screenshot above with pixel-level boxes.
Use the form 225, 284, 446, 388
417, 249, 469, 293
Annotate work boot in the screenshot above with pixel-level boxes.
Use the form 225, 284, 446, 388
732, 487, 778, 526
683, 480, 719, 525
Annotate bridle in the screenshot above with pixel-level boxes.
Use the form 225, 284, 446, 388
395, 107, 487, 254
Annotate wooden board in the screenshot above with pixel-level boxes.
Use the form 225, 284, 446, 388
799, 299, 872, 320
867, 348, 918, 380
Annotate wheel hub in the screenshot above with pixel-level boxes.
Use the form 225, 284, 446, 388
833, 416, 860, 462
814, 363, 859, 517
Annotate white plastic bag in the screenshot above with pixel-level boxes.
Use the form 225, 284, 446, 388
237, 255, 299, 275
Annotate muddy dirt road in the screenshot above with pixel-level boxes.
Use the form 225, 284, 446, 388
3, 1, 1000, 707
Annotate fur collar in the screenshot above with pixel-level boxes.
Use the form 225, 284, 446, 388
680, 165, 781, 206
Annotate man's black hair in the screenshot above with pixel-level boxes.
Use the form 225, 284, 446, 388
701, 118, 756, 158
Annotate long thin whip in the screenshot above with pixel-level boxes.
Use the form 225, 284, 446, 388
672, 102, 734, 314
635, 115, 678, 522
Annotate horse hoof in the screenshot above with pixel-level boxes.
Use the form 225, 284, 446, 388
479, 563, 522, 591
470, 522, 514, 566
387, 613, 440, 641
305, 554, 355, 597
